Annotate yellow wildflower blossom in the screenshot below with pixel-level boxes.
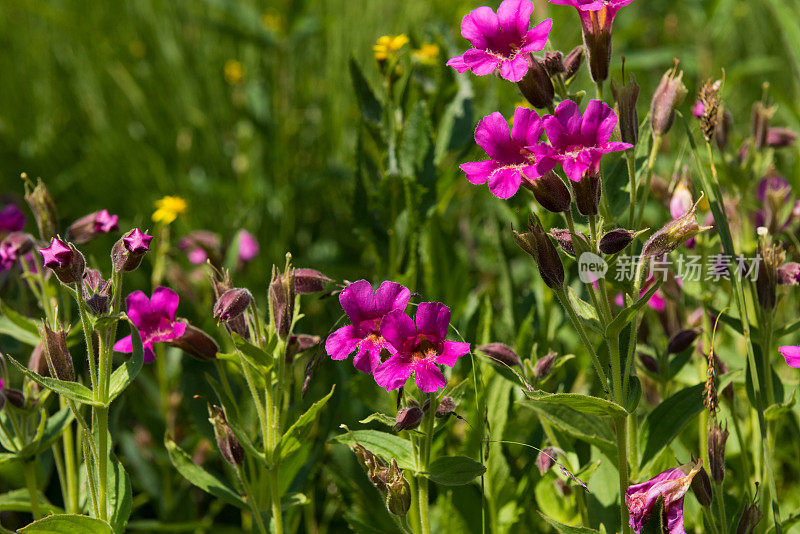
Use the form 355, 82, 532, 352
152, 196, 187, 225
412, 43, 439, 65
224, 60, 244, 86
373, 34, 409, 61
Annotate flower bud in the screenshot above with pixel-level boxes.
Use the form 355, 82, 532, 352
563, 45, 584, 82
548, 229, 588, 258
270, 263, 295, 340
393, 404, 424, 432
478, 343, 522, 368
38, 320, 74, 382
570, 171, 601, 216
737, 496, 762, 534
111, 228, 153, 272
752, 102, 775, 151
534, 351, 557, 380
611, 75, 640, 146
66, 210, 119, 244
537, 447, 556, 475
2, 388, 26, 410
641, 196, 711, 258
286, 334, 321, 364
384, 459, 412, 516
210, 270, 250, 339
599, 229, 635, 255
766, 127, 797, 148
543, 51, 564, 76
351, 443, 387, 492
39, 237, 85, 285
778, 262, 800, 285
670, 180, 693, 219
517, 56, 554, 110
292, 268, 334, 294
513, 214, 564, 290
169, 322, 219, 361
690, 466, 713, 507
522, 170, 571, 213
22, 174, 58, 240
436, 396, 456, 419
208, 405, 244, 466
213, 288, 253, 323
667, 329, 700, 354
650, 63, 687, 136
638, 353, 659, 374
1, 232, 35, 258
708, 422, 728, 483
755, 229, 783, 311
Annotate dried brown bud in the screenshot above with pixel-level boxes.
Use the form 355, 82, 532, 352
517, 56, 554, 110
513, 215, 564, 290
737, 495, 762, 534
691, 467, 713, 507
22, 174, 58, 240
715, 109, 732, 150
208, 405, 244, 466
650, 62, 687, 136
534, 351, 558, 380
270, 261, 296, 340
641, 196, 711, 258
478, 343, 522, 368
384, 459, 412, 516
755, 229, 784, 311
599, 228, 635, 255
549, 229, 589, 258
563, 45, 584, 82
38, 320, 75, 382
708, 422, 729, 483
752, 102, 775, 151
611, 75, 640, 146
435, 396, 456, 419
667, 329, 700, 354
543, 51, 565, 76
522, 170, 572, 213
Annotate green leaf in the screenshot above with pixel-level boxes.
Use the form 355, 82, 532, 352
426, 456, 486, 486
232, 333, 274, 370
605, 279, 663, 337
765, 390, 797, 421
17, 407, 74, 458
349, 57, 382, 126
567, 287, 603, 334
281, 492, 309, 510
0, 453, 16, 465
0, 489, 62, 515
7, 356, 99, 406
0, 301, 41, 345
539, 512, 601, 534
107, 456, 133, 534
638, 383, 704, 469
107, 322, 144, 403
164, 438, 247, 509
91, 314, 124, 332
520, 392, 627, 418
333, 430, 415, 471
518, 400, 616, 459
625, 375, 642, 414
277, 385, 335, 463
358, 413, 397, 428
18, 514, 113, 533
399, 100, 431, 177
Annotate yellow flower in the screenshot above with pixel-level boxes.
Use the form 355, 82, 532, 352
224, 60, 244, 86
412, 43, 439, 65
261, 9, 282, 33
152, 196, 187, 225
373, 34, 409, 61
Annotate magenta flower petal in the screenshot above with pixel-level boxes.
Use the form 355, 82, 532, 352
39, 237, 73, 269
488, 167, 522, 199
460, 6, 499, 49
380, 310, 417, 353
326, 325, 361, 360
499, 54, 530, 82
497, 0, 533, 37
779, 346, 800, 367
412, 359, 446, 393
511, 107, 544, 145
237, 230, 260, 262
113, 335, 133, 353
475, 112, 514, 160
437, 341, 471, 367
339, 280, 376, 324
353, 337, 383, 374
94, 210, 119, 233
462, 49, 503, 76
580, 99, 617, 144
446, 55, 469, 73
375, 281, 411, 317
415, 302, 450, 340
125, 291, 151, 329
374, 354, 413, 391
0, 204, 26, 234
626, 463, 700, 534
118, 287, 184, 362
521, 18, 554, 53
460, 160, 499, 185
150, 286, 180, 321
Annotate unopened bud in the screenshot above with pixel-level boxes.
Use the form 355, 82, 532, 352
534, 351, 557, 380
436, 396, 456, 418
384, 459, 412, 516
513, 214, 564, 290
83, 268, 111, 315
66, 210, 119, 244
39, 237, 85, 285
755, 230, 783, 311
752, 102, 775, 151
715, 109, 733, 150
708, 422, 728, 483
170, 322, 219, 360
650, 63, 687, 136
670, 180, 693, 219
549, 228, 588, 258
641, 196, 711, 258
667, 329, 700, 354
523, 170, 572, 213
690, 466, 713, 507
208, 405, 244, 466
1, 232, 35, 258
611, 75, 640, 146
291, 268, 334, 294
38, 320, 74, 382
3, 388, 25, 410
478, 343, 521, 368
570, 171, 601, 216
28, 344, 50, 378
563, 46, 584, 82
766, 127, 797, 148
270, 262, 295, 339
111, 228, 153, 272
537, 447, 556, 475
638, 353, 659, 374
393, 405, 424, 432
22, 174, 58, 240
213, 288, 253, 323
517, 56, 554, 110
599, 229, 635, 255
210, 270, 249, 339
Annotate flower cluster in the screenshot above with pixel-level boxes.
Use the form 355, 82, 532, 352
326, 280, 470, 393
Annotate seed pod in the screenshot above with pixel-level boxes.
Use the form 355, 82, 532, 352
435, 396, 456, 419
667, 329, 700, 354
691, 466, 713, 507
708, 422, 729, 483
517, 56, 554, 110
755, 229, 783, 311
384, 459, 412, 516
393, 405, 424, 432
270, 262, 295, 340
513, 214, 564, 290
352, 442, 387, 491
570, 171, 602, 216
599, 229, 635, 255
208, 405, 244, 466
650, 63, 687, 136
534, 351, 557, 380
641, 197, 711, 258
38, 320, 75, 382
213, 288, 253, 323
737, 495, 762, 534
522, 170, 572, 213
563, 45, 584, 82
111, 228, 153, 272
611, 75, 640, 146
537, 447, 556, 475
169, 322, 219, 361
478, 343, 521, 368
752, 102, 775, 151
766, 127, 797, 148
22, 174, 58, 240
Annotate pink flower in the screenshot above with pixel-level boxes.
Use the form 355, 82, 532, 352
779, 346, 800, 367
538, 99, 631, 182
236, 229, 259, 263
447, 0, 553, 82
178, 231, 221, 265
123, 228, 153, 254
461, 108, 555, 199
66, 210, 119, 243
39, 237, 73, 270
326, 280, 411, 374
692, 100, 705, 118
0, 204, 26, 235
113, 287, 187, 362
94, 210, 119, 233
373, 303, 470, 393
625, 461, 702, 534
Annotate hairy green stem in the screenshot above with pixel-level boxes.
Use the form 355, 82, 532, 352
554, 289, 609, 394
237, 466, 268, 534
634, 135, 662, 228
23, 461, 42, 520
417, 395, 435, 534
